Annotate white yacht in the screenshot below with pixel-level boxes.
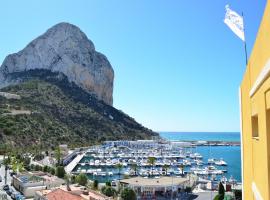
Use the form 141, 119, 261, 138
215, 159, 227, 166
207, 158, 215, 164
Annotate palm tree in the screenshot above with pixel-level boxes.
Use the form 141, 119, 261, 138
130, 163, 138, 176
1, 144, 8, 184
115, 163, 123, 180
147, 157, 156, 177
55, 146, 62, 166
64, 174, 71, 191
179, 164, 184, 176
11, 157, 24, 173
163, 164, 169, 176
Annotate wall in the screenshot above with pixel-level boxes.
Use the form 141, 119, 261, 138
240, 1, 270, 199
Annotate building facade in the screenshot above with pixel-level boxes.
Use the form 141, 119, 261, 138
12, 172, 64, 198
240, 1, 270, 199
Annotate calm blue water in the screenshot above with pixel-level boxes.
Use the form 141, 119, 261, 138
160, 132, 242, 182
160, 132, 240, 142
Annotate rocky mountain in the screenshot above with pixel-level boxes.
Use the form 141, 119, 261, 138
0, 23, 158, 148
0, 22, 113, 105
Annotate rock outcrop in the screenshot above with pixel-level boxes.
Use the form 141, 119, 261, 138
0, 22, 114, 105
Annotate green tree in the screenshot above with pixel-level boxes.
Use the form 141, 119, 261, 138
218, 182, 225, 196
75, 173, 88, 186
121, 188, 136, 200
115, 163, 123, 180
185, 187, 192, 193
147, 157, 156, 176
55, 146, 62, 166
71, 175, 76, 184
163, 164, 169, 175
56, 166, 66, 178
93, 179, 99, 190
214, 182, 225, 200
101, 186, 116, 197
50, 167, 56, 175
11, 157, 24, 173
234, 190, 242, 200
105, 181, 111, 186
179, 163, 184, 176
64, 174, 71, 191
43, 165, 49, 172
130, 163, 138, 176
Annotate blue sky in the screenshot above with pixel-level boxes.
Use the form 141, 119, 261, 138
0, 0, 267, 132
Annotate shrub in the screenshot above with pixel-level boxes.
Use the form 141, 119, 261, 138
30, 164, 35, 170
218, 182, 225, 199
234, 190, 242, 200
34, 154, 44, 161
34, 164, 42, 171
105, 181, 111, 187
50, 167, 55, 175
3, 128, 12, 135
214, 194, 224, 200
121, 188, 136, 200
43, 165, 48, 172
93, 180, 99, 190
75, 173, 88, 186
185, 187, 192, 193
70, 175, 76, 184
101, 186, 116, 197
56, 166, 66, 178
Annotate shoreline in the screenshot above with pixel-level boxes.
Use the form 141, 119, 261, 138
169, 140, 241, 147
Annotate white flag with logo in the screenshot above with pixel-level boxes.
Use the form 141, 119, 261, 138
224, 5, 245, 41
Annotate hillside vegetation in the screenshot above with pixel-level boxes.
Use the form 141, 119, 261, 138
0, 70, 157, 149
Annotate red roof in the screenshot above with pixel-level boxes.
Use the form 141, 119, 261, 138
46, 189, 83, 200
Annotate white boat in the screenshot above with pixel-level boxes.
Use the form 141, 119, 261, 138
183, 159, 191, 166
108, 172, 113, 176
195, 160, 203, 166
228, 176, 237, 183
194, 153, 203, 159
207, 158, 215, 164
215, 159, 227, 166
174, 170, 181, 176
190, 166, 203, 171
124, 170, 130, 176
221, 176, 227, 183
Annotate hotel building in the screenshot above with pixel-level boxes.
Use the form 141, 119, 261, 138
240, 1, 270, 199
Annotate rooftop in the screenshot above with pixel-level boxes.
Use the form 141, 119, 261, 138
46, 189, 83, 200
120, 176, 189, 187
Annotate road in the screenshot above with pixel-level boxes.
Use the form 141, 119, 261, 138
0, 157, 13, 200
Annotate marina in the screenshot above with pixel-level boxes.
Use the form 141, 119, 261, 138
67, 138, 241, 184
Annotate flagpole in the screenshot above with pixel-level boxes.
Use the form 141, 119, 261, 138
242, 12, 248, 65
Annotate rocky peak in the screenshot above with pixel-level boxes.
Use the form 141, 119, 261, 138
0, 22, 114, 105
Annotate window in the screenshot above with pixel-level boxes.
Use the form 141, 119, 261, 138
252, 115, 259, 138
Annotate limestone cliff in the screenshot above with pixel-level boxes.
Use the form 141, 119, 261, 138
0, 22, 114, 105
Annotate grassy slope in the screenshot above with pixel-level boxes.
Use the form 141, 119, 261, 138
0, 72, 157, 148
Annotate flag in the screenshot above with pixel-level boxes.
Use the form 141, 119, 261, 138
224, 5, 245, 41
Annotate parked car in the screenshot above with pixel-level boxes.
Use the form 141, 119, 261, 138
6, 187, 15, 196
11, 192, 22, 200
111, 180, 117, 187
10, 171, 17, 177
16, 194, 25, 200
2, 184, 9, 191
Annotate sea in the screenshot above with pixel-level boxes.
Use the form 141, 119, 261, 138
160, 132, 242, 182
